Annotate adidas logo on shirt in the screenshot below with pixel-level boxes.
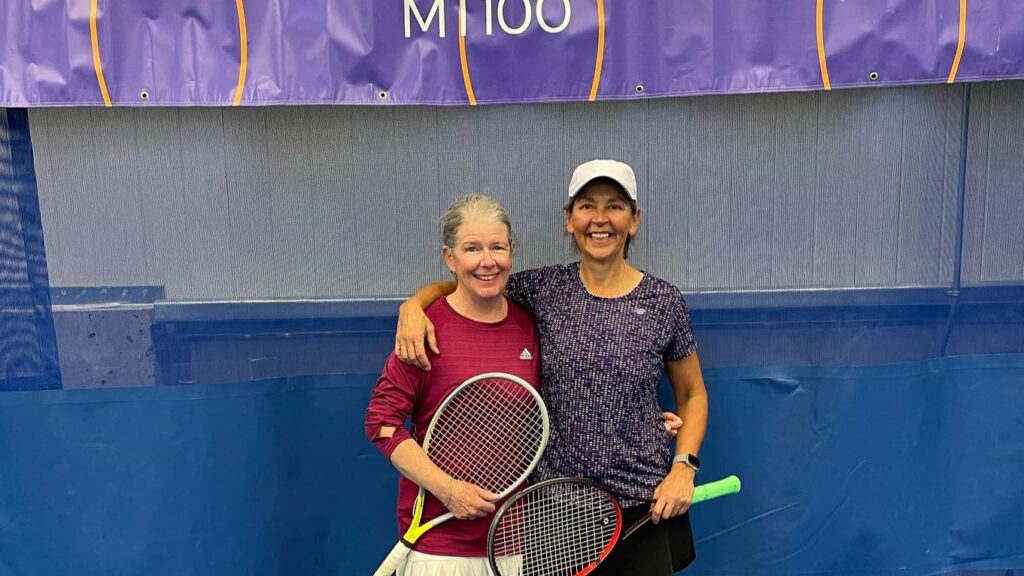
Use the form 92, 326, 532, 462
519, 348, 533, 360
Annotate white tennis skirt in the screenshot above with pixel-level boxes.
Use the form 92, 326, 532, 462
397, 550, 522, 576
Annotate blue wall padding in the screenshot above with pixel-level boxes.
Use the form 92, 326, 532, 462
693, 354, 1024, 575
2, 356, 1024, 576
0, 374, 395, 576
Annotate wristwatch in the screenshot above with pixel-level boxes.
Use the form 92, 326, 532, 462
673, 453, 701, 472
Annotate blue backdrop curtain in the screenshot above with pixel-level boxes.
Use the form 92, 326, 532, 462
0, 108, 60, 391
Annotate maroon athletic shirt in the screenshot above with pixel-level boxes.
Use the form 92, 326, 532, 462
365, 296, 540, 557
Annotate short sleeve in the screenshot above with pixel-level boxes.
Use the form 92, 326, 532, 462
505, 267, 551, 314
664, 289, 698, 362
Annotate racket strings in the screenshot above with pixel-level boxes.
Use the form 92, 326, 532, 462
427, 377, 546, 494
492, 483, 619, 576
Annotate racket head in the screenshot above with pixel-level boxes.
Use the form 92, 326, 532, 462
422, 372, 549, 498
488, 477, 624, 576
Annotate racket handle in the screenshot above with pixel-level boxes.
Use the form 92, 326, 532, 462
372, 541, 412, 576
692, 475, 742, 504
624, 475, 742, 539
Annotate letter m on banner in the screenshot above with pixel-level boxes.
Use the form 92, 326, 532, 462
405, 0, 445, 37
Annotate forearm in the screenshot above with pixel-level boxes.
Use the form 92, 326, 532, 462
390, 438, 451, 500
365, 356, 423, 453
674, 388, 708, 457
404, 281, 456, 310
392, 438, 499, 519
667, 353, 708, 458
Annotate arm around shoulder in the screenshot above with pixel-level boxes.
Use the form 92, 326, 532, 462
404, 281, 456, 311
396, 281, 456, 370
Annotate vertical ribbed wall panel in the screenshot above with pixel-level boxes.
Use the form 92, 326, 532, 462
263, 107, 319, 298
767, 92, 819, 289
854, 88, 904, 286
29, 83, 996, 299
902, 85, 959, 285
726, 93, 777, 290
962, 82, 1024, 285
347, 106, 449, 297
32, 109, 149, 285
813, 90, 862, 288
29, 112, 70, 285
388, 107, 447, 297
347, 107, 405, 296
135, 109, 194, 295
646, 94, 733, 289
177, 108, 234, 298
222, 107, 277, 298
938, 86, 965, 284
304, 106, 361, 297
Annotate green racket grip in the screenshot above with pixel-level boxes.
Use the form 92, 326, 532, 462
692, 475, 741, 504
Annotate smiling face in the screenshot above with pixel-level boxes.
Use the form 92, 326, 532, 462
443, 218, 513, 305
565, 179, 640, 263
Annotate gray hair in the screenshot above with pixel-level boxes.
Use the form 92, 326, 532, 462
441, 193, 516, 252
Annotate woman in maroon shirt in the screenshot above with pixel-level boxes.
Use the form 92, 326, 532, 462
365, 194, 541, 575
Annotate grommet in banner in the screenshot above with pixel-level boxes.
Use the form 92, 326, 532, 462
378, 90, 389, 101
139, 90, 150, 101
868, 71, 879, 81
634, 84, 645, 95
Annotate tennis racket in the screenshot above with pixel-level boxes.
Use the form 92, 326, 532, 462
487, 475, 741, 576
372, 372, 550, 576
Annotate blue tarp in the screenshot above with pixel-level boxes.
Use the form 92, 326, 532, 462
0, 109, 60, 392
2, 355, 1022, 575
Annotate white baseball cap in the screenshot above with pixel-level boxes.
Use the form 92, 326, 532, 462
567, 159, 638, 201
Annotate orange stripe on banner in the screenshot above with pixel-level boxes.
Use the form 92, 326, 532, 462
458, 10, 477, 106
90, 0, 112, 107
947, 0, 966, 83
816, 0, 831, 90
233, 0, 249, 105
588, 0, 606, 101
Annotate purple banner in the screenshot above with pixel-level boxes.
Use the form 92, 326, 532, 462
2, 0, 1023, 107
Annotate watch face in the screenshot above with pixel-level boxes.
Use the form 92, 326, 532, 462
675, 453, 700, 470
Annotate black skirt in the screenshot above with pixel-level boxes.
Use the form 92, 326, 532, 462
589, 504, 696, 576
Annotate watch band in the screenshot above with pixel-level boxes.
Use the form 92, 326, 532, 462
673, 453, 701, 472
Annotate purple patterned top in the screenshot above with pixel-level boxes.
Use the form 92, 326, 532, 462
506, 263, 697, 505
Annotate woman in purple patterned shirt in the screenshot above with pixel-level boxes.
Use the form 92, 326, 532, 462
394, 160, 709, 575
